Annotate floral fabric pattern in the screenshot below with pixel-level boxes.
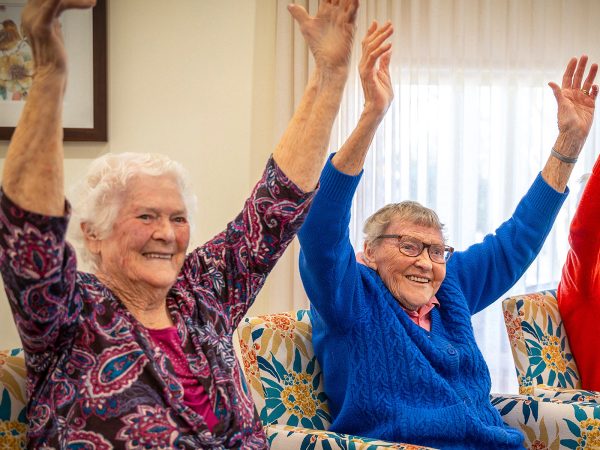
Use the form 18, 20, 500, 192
502, 290, 580, 394
0, 157, 313, 449
0, 348, 27, 449
237, 310, 436, 450
493, 394, 600, 449
238, 307, 600, 450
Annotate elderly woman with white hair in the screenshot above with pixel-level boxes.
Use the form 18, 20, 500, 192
0, 0, 360, 448
299, 53, 598, 448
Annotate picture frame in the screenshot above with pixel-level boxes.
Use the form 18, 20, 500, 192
0, 0, 107, 142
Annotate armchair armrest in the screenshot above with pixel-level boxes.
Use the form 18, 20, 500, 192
531, 385, 600, 403
492, 393, 600, 449
265, 423, 437, 450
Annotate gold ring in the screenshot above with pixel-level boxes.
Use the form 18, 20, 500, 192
582, 88, 590, 95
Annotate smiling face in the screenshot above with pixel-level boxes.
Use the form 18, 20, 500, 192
363, 218, 446, 311
87, 174, 190, 296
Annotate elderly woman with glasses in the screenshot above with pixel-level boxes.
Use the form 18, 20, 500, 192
298, 52, 598, 449
0, 0, 359, 448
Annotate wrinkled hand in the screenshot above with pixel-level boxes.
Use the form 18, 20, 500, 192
22, 0, 95, 74
548, 56, 598, 151
288, 0, 358, 72
359, 21, 393, 117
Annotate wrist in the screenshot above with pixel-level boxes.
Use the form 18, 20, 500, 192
553, 132, 585, 159
361, 104, 388, 123
316, 66, 350, 86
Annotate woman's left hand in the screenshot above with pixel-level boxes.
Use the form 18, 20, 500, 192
549, 56, 598, 155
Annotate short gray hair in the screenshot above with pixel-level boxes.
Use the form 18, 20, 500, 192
70, 152, 197, 270
363, 201, 445, 246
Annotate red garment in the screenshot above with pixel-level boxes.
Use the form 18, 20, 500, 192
148, 327, 219, 431
558, 156, 600, 390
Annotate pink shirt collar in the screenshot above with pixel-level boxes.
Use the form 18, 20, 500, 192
400, 296, 439, 332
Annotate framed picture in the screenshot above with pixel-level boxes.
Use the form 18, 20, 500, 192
0, 0, 107, 141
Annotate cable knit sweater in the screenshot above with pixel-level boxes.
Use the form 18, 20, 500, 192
298, 158, 567, 449
558, 156, 600, 390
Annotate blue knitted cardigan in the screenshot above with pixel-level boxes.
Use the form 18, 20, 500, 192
298, 158, 567, 449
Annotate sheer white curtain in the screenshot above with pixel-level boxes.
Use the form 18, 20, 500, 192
275, 0, 600, 393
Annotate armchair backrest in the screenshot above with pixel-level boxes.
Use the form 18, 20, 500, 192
237, 309, 331, 429
502, 290, 581, 394
0, 348, 27, 447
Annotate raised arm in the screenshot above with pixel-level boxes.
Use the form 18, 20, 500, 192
272, 0, 358, 192
451, 57, 599, 313
299, 22, 394, 322
543, 56, 598, 192
332, 21, 393, 175
2, 0, 96, 215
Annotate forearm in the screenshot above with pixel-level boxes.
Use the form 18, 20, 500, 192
2, 72, 66, 215
331, 106, 386, 175
273, 68, 349, 192
540, 132, 586, 192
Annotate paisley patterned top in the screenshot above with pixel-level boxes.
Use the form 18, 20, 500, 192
0, 157, 313, 449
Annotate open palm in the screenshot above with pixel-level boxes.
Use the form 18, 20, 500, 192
288, 0, 358, 71
549, 56, 598, 142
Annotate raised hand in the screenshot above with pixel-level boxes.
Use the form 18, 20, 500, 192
359, 21, 393, 118
21, 0, 96, 74
548, 56, 598, 155
288, 0, 358, 72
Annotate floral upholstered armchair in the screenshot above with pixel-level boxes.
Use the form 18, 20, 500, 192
237, 310, 434, 449
0, 348, 27, 448
238, 308, 600, 449
502, 289, 600, 403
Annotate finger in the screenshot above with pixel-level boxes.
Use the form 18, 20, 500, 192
561, 57, 577, 89
58, 0, 96, 13
27, 0, 62, 25
369, 41, 392, 62
363, 22, 393, 52
572, 55, 588, 90
366, 20, 377, 36
591, 84, 599, 101
287, 4, 310, 26
582, 63, 598, 93
548, 81, 562, 102
361, 21, 378, 48
342, 0, 359, 23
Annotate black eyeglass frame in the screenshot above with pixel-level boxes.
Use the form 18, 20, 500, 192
375, 234, 454, 263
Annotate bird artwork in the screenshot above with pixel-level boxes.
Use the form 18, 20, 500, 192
0, 14, 33, 101
0, 19, 21, 53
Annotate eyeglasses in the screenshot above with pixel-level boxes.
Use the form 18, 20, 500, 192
376, 234, 454, 263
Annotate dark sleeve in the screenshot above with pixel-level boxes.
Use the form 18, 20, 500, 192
0, 189, 81, 356
182, 156, 314, 332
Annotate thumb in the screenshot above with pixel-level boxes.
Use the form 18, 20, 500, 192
548, 81, 562, 102
288, 4, 310, 26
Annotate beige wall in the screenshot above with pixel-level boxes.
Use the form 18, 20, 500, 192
0, 0, 291, 348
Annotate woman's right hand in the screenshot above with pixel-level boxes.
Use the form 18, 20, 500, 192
359, 21, 394, 119
21, 0, 96, 76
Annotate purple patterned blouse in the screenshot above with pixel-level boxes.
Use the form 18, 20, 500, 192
0, 157, 313, 449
